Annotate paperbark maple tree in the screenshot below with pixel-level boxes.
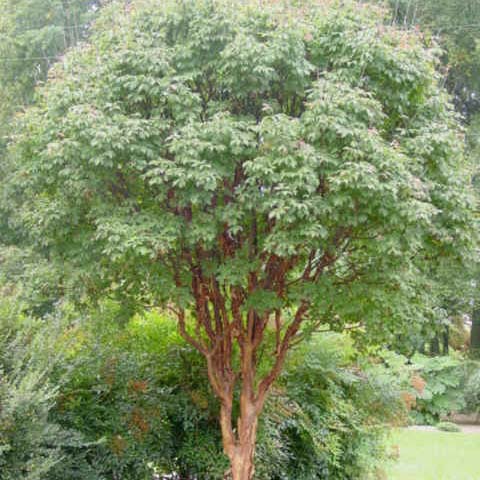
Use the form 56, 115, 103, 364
6, 1, 475, 478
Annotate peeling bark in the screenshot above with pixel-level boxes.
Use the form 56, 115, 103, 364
171, 217, 347, 477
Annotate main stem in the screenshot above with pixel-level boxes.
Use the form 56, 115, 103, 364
221, 393, 261, 480
218, 337, 267, 480
230, 416, 258, 480
176, 270, 310, 478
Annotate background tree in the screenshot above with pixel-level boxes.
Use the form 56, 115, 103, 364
380, 0, 480, 355
384, 0, 480, 118
5, 0, 475, 478
0, 0, 107, 314
0, 0, 105, 151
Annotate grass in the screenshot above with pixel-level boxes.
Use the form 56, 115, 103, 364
386, 428, 480, 480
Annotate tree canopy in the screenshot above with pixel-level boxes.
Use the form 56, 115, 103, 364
0, 0, 108, 314
0, 0, 103, 145
381, 0, 480, 352
5, 0, 476, 478
385, 0, 480, 118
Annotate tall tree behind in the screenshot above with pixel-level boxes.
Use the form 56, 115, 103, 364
382, 0, 480, 354
469, 114, 480, 355
385, 0, 480, 118
0, 0, 104, 147
0, 0, 105, 312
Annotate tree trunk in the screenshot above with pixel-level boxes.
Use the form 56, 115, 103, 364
176, 295, 308, 480
430, 334, 440, 356
230, 426, 257, 480
443, 326, 449, 355
220, 390, 261, 480
471, 308, 480, 356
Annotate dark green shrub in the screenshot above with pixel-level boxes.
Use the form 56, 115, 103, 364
49, 308, 405, 479
0, 301, 86, 480
49, 307, 227, 480
463, 362, 480, 413
436, 421, 461, 433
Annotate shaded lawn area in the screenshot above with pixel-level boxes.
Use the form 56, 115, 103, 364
387, 429, 480, 480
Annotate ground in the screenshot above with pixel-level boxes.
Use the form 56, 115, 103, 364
386, 428, 480, 480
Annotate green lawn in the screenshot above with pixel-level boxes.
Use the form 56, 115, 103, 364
386, 429, 480, 480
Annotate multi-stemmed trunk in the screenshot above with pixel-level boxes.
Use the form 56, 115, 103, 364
174, 260, 314, 480
176, 306, 310, 479
220, 390, 261, 480
230, 424, 258, 480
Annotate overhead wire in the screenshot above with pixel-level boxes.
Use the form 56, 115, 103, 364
0, 17, 479, 64
0, 4, 478, 136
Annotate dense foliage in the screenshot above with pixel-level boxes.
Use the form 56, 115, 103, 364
0, 301, 83, 480
409, 354, 467, 425
3, 299, 479, 479
3, 0, 475, 475
6, 0, 474, 341
0, 302, 406, 480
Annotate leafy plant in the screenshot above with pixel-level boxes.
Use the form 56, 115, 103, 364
42, 307, 404, 479
463, 361, 480, 413
0, 301, 86, 480
410, 354, 467, 424
436, 421, 461, 433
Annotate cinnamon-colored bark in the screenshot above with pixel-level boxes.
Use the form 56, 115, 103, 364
172, 220, 351, 478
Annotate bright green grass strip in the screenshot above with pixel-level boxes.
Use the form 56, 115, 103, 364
386, 429, 480, 480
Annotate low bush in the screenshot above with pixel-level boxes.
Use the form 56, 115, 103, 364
463, 362, 480, 414
0, 300, 408, 479
48, 306, 227, 480
0, 301, 87, 480
48, 306, 406, 479
260, 334, 407, 480
409, 354, 467, 425
372, 350, 480, 426
436, 421, 461, 433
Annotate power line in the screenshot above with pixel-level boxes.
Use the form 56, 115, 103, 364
0, 22, 92, 33
0, 55, 77, 62
0, 55, 66, 62
0, 21, 480, 65
0, 0, 95, 13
